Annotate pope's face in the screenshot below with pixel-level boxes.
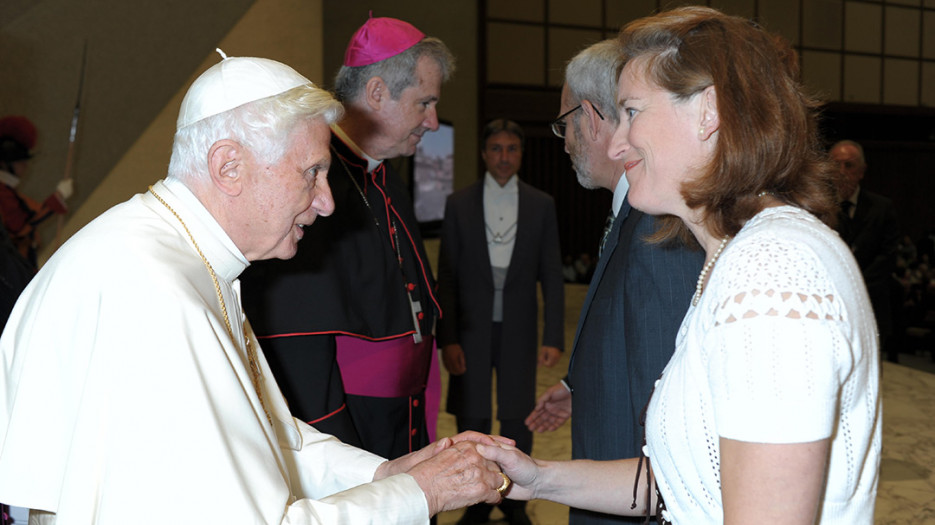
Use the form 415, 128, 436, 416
377, 56, 443, 159
241, 119, 334, 261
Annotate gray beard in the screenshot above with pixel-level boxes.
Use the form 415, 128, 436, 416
570, 147, 597, 190
570, 122, 597, 190
575, 167, 597, 190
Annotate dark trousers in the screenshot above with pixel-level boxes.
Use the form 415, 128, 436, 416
456, 322, 533, 520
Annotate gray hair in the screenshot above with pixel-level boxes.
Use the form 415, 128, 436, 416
565, 39, 624, 125
167, 85, 344, 183
333, 37, 455, 103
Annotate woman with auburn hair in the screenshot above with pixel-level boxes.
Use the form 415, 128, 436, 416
478, 6, 880, 524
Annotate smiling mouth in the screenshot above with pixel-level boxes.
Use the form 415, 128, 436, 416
624, 159, 641, 172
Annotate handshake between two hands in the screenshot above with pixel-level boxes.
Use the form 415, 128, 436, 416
375, 430, 539, 517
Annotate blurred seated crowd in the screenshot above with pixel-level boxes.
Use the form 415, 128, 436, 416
892, 231, 935, 358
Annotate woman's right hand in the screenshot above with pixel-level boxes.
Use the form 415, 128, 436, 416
475, 442, 540, 501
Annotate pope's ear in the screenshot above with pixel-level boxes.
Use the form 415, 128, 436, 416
207, 140, 245, 196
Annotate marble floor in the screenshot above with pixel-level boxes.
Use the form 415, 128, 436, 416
436, 282, 935, 524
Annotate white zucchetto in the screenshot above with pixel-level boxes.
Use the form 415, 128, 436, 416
176, 50, 312, 129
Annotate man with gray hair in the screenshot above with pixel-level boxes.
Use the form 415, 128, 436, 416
242, 15, 454, 461
524, 39, 702, 524
0, 53, 508, 524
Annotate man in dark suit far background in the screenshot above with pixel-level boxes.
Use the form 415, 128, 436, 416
831, 139, 900, 362
437, 118, 565, 525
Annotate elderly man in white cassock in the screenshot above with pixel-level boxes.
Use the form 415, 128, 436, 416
0, 53, 511, 524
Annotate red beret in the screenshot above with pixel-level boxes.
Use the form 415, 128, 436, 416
0, 115, 38, 151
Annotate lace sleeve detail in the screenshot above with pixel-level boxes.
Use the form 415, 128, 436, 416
711, 235, 844, 326
702, 233, 854, 444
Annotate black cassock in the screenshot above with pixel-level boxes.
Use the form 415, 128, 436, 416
241, 132, 439, 459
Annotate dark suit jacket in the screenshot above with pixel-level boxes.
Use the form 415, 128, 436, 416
437, 178, 564, 420
837, 187, 899, 337
567, 198, 702, 525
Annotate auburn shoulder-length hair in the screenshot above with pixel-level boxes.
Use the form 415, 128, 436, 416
617, 6, 838, 242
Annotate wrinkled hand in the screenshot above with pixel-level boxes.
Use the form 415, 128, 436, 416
538, 346, 561, 367
525, 382, 571, 433
375, 437, 453, 481
476, 442, 540, 501
449, 430, 515, 448
376, 432, 515, 480
375, 432, 516, 516
409, 440, 505, 515
442, 343, 467, 375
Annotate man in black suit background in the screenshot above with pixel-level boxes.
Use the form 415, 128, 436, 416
831, 139, 900, 362
524, 39, 702, 525
438, 119, 564, 525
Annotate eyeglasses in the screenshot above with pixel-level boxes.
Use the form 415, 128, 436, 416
550, 103, 605, 138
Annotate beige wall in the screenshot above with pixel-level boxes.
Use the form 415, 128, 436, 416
1, 0, 257, 258
15, 0, 326, 263
55, 0, 326, 258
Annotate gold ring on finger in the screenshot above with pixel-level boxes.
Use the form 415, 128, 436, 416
496, 472, 512, 495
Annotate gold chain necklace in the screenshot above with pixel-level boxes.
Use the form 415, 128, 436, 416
148, 186, 272, 426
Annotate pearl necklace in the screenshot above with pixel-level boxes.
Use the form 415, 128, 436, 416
149, 186, 272, 426
692, 236, 730, 307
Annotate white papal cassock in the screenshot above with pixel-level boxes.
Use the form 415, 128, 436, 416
0, 178, 429, 524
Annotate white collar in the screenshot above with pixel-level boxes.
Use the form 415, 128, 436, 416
484, 172, 518, 192
156, 178, 249, 282
331, 124, 382, 173
612, 172, 630, 216
0, 169, 21, 188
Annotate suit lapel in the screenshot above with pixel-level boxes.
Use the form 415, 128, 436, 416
504, 181, 530, 287
568, 196, 632, 371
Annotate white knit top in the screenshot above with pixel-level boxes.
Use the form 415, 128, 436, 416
645, 206, 882, 524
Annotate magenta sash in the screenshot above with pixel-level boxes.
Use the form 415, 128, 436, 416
335, 334, 434, 398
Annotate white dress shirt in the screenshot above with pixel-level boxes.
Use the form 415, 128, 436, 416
483, 172, 518, 322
